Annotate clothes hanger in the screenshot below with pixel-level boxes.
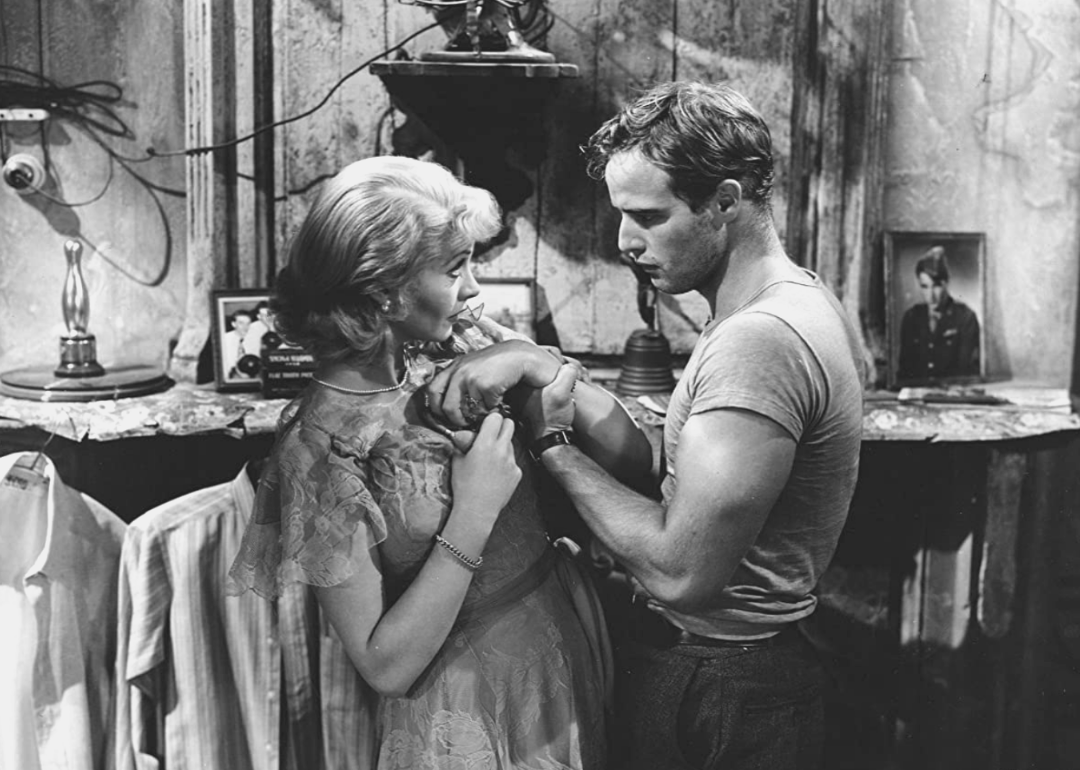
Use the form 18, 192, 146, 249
11, 430, 55, 478
245, 456, 268, 488
9, 410, 77, 480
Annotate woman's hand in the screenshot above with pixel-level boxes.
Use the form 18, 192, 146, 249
449, 412, 522, 530
426, 341, 561, 428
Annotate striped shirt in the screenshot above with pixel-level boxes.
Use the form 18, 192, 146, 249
114, 465, 376, 770
0, 451, 125, 770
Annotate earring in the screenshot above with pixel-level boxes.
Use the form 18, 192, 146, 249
380, 299, 392, 313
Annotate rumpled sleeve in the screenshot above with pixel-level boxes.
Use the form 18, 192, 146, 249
228, 422, 388, 599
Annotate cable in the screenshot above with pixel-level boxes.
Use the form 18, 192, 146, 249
19, 152, 114, 207
0, 65, 134, 139
146, 19, 441, 159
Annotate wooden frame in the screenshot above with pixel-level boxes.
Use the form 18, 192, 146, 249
474, 278, 536, 340
885, 231, 986, 389
212, 288, 274, 392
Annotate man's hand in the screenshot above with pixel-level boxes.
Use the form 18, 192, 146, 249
520, 363, 578, 441
426, 341, 561, 428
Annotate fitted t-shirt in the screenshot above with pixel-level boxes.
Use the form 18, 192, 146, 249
652, 270, 864, 639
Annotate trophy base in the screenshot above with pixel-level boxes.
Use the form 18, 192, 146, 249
0, 364, 173, 402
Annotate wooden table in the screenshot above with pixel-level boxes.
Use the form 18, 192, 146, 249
1, 383, 1076, 768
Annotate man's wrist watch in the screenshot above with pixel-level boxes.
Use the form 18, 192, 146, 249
528, 429, 574, 462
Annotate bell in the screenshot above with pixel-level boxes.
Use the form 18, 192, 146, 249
616, 328, 676, 395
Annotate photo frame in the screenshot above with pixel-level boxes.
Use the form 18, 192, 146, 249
475, 278, 536, 340
212, 289, 275, 392
885, 231, 986, 389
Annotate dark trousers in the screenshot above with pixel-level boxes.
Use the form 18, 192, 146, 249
610, 601, 826, 770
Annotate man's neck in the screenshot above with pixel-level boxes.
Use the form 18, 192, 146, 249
703, 226, 799, 320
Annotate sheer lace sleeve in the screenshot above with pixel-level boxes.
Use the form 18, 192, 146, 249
228, 423, 388, 599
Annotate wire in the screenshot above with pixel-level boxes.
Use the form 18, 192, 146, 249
20, 151, 114, 207
0, 65, 134, 139
146, 19, 441, 159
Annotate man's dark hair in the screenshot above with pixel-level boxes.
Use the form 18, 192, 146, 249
583, 81, 775, 211
915, 246, 950, 283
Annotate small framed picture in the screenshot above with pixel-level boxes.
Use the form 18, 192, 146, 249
212, 289, 276, 392
885, 231, 986, 389
474, 278, 536, 340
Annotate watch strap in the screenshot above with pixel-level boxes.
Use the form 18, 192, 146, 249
528, 429, 574, 462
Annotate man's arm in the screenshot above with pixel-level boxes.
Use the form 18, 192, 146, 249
427, 340, 654, 490
958, 308, 981, 376
529, 367, 796, 612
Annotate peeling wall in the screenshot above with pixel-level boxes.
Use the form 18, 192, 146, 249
0, 2, 187, 375
886, 0, 1080, 385
3, 0, 1077, 384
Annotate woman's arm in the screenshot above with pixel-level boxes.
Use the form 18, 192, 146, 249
315, 413, 521, 697
426, 340, 655, 492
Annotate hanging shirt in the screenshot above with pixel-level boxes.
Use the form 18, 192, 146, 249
0, 451, 126, 770
114, 464, 376, 770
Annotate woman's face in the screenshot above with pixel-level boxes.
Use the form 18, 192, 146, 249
391, 233, 481, 343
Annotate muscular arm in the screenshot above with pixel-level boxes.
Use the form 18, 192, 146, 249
531, 368, 796, 611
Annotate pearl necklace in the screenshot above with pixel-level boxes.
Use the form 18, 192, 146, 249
311, 371, 407, 395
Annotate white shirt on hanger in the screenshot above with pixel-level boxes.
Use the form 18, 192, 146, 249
0, 452, 125, 770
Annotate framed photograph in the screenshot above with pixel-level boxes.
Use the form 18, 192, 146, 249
212, 289, 276, 392
475, 278, 536, 340
885, 231, 986, 389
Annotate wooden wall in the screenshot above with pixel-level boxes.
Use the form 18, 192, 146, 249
1, 1, 188, 375
2, 0, 1079, 390
263, 0, 798, 358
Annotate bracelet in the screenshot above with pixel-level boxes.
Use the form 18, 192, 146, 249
528, 429, 574, 463
434, 534, 483, 571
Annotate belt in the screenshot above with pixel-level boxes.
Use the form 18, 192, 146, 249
625, 597, 796, 649
674, 627, 794, 648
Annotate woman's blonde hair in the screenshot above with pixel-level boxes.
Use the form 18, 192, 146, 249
272, 156, 501, 364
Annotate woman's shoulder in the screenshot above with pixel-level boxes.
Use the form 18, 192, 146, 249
276, 387, 401, 462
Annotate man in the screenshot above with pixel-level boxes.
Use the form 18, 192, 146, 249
897, 246, 981, 382
222, 308, 255, 379
243, 301, 276, 356
525, 81, 863, 769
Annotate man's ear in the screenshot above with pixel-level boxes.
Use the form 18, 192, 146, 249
707, 179, 742, 227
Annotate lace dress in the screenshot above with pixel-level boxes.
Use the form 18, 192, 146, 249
229, 319, 612, 770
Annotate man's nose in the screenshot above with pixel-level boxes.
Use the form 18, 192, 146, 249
617, 218, 644, 260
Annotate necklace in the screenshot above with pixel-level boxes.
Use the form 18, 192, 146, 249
311, 371, 408, 395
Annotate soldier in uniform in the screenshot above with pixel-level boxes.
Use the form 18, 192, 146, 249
897, 245, 981, 382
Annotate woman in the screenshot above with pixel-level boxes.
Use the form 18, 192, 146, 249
228, 156, 652, 768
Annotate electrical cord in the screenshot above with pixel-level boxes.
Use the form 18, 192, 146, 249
0, 65, 133, 139
146, 19, 441, 158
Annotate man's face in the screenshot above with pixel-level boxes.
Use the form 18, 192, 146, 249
234, 313, 253, 336
917, 272, 949, 310
605, 150, 724, 296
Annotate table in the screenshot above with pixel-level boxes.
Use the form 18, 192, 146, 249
1, 383, 1076, 768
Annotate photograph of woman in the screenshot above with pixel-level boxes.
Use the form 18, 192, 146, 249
227, 155, 653, 768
